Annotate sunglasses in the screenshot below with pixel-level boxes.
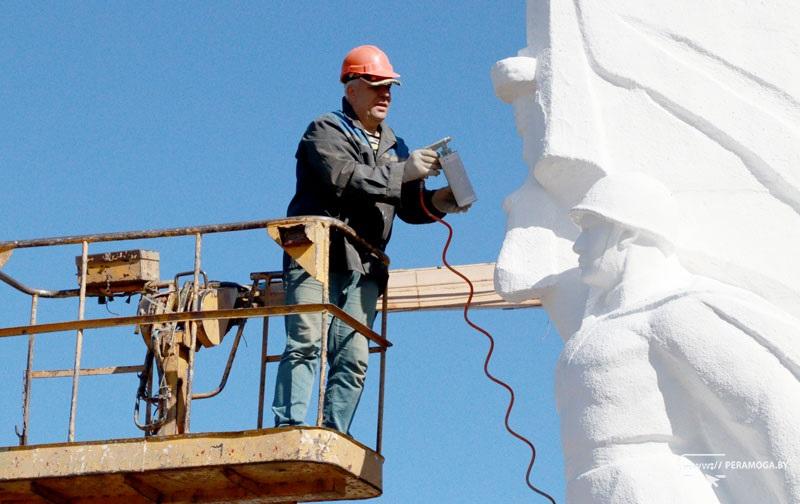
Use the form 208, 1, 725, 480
359, 74, 389, 83
345, 74, 399, 87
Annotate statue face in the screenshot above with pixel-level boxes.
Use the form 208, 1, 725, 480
572, 213, 625, 289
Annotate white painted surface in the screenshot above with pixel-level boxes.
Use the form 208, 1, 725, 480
493, 2, 800, 502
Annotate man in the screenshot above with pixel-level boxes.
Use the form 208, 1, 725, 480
273, 45, 469, 434
561, 172, 800, 503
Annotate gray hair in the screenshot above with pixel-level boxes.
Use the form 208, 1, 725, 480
344, 78, 359, 94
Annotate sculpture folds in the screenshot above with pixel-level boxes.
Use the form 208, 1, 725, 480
492, 1, 800, 502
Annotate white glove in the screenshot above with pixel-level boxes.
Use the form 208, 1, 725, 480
432, 187, 472, 213
402, 149, 440, 182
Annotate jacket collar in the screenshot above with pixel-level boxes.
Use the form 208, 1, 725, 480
341, 97, 396, 157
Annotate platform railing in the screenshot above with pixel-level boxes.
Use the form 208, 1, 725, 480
0, 217, 392, 453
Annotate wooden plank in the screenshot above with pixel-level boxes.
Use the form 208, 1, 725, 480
383, 263, 540, 312
257, 262, 541, 312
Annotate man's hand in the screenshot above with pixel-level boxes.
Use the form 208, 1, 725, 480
432, 186, 472, 214
403, 149, 440, 182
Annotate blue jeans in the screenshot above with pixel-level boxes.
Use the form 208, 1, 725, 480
272, 265, 379, 434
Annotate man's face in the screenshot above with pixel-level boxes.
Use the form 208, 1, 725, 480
347, 78, 392, 130
572, 213, 626, 289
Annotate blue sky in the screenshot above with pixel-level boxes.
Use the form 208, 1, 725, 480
0, 2, 566, 502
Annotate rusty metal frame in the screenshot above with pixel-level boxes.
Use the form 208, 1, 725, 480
190, 320, 247, 401
0, 217, 391, 453
251, 271, 282, 431
0, 218, 389, 260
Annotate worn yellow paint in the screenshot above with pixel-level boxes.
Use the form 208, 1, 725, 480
0, 248, 11, 270
0, 427, 382, 503
75, 249, 160, 294
197, 286, 239, 347
267, 221, 330, 284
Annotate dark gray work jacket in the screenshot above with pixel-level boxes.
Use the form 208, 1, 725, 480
285, 98, 443, 289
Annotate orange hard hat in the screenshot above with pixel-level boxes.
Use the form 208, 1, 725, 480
340, 45, 401, 84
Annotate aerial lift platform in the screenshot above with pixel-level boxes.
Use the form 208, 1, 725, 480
0, 217, 537, 503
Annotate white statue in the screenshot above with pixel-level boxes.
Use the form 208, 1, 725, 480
492, 1, 800, 502
564, 172, 800, 502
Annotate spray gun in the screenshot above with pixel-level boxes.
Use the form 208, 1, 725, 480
424, 137, 477, 208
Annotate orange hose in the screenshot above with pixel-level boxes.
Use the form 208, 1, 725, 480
420, 187, 557, 504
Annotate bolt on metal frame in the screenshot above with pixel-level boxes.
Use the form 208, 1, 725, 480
0, 217, 392, 452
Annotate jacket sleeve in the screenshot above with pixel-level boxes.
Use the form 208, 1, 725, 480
298, 115, 405, 203
396, 180, 446, 224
